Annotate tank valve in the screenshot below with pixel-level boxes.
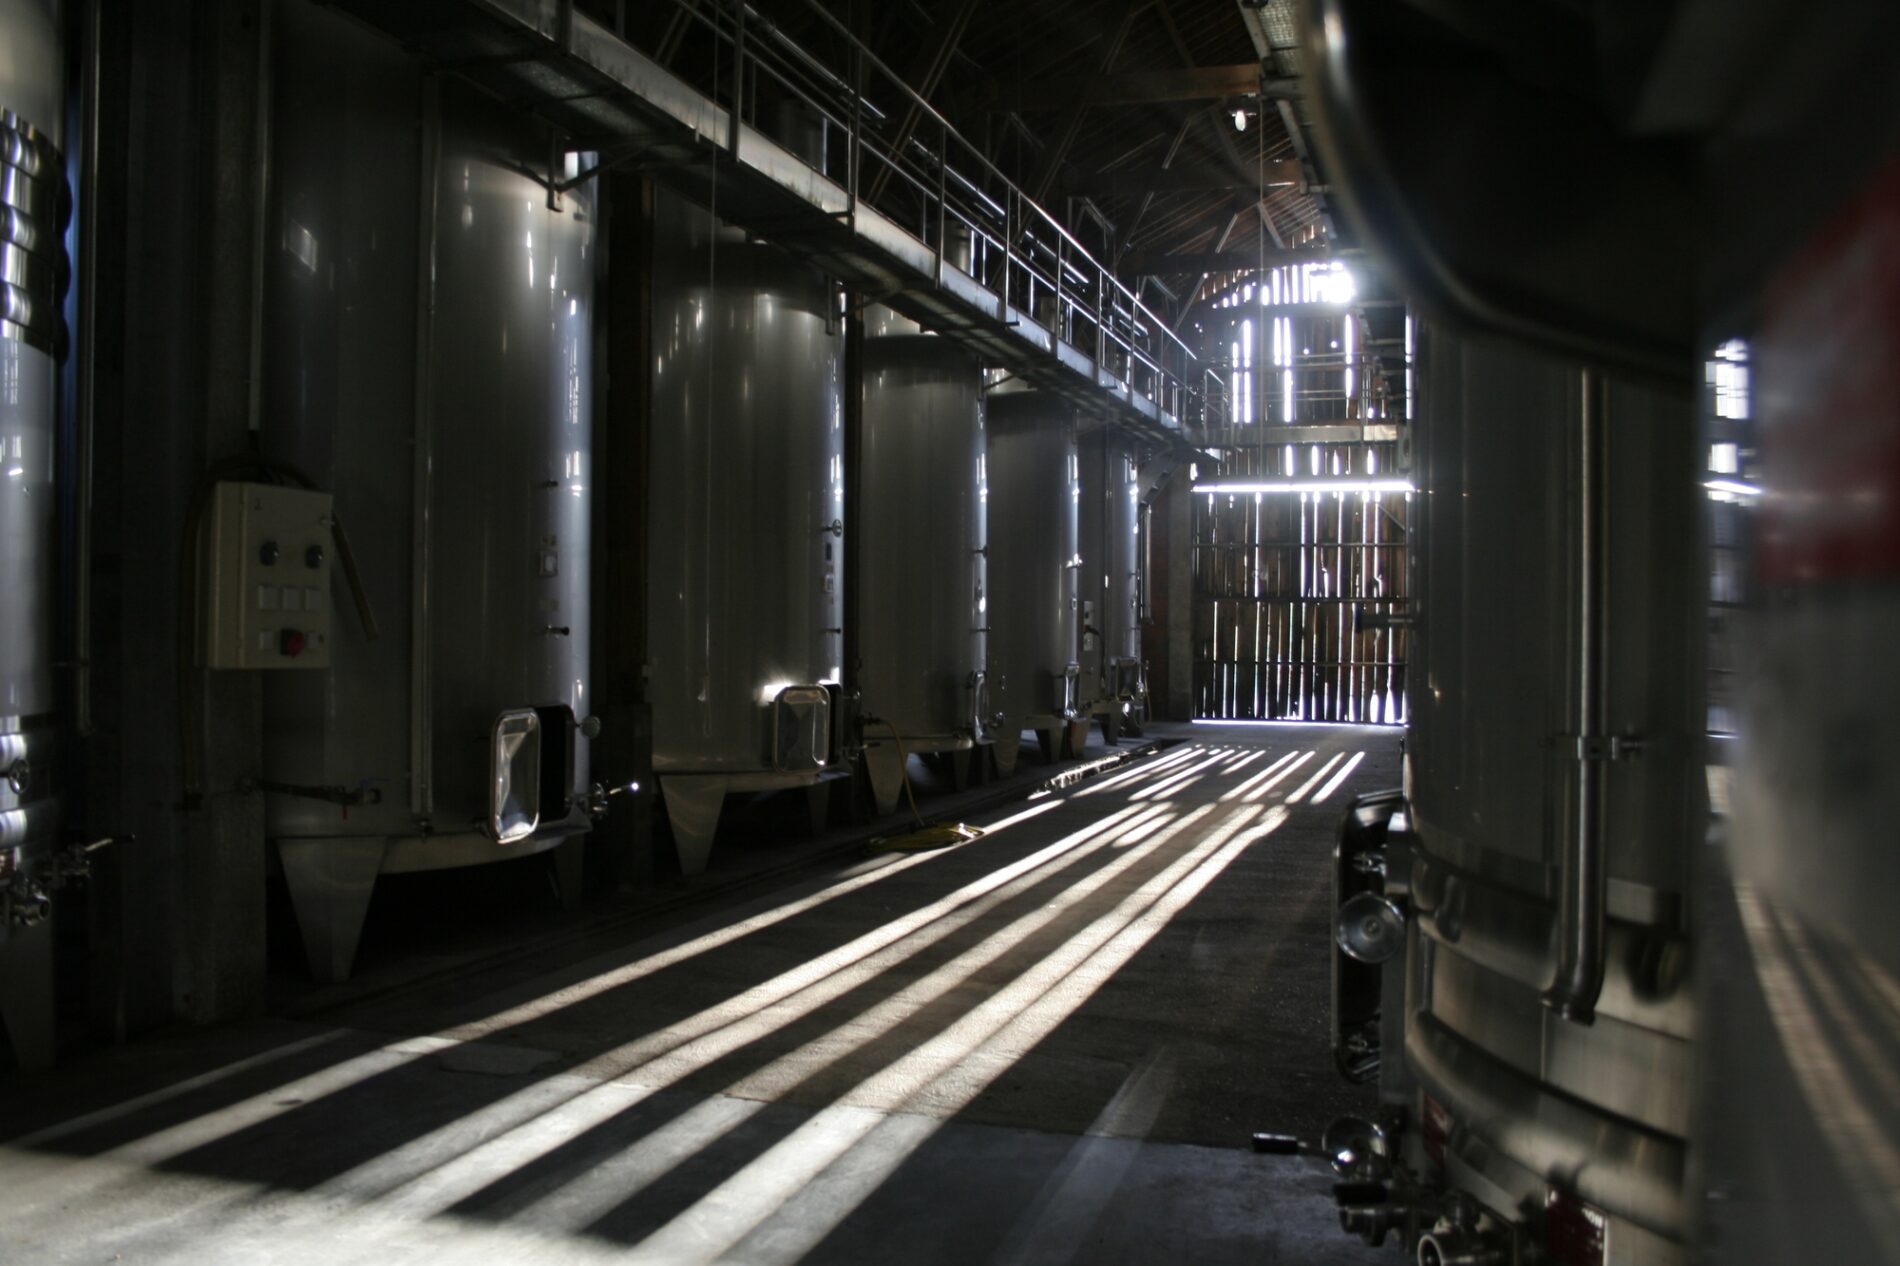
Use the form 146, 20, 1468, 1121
7, 876, 52, 929
1416, 1228, 1507, 1266
1339, 1201, 1406, 1249
1323, 1115, 1393, 1180
1336, 892, 1406, 963
585, 779, 640, 819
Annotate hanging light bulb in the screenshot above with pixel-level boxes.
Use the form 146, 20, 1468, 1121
1232, 107, 1249, 132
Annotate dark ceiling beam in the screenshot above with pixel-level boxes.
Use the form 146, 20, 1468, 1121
1123, 245, 1330, 274
1171, 210, 1242, 334
1151, 0, 1285, 249
1064, 158, 1304, 197
1030, 0, 1146, 203
970, 64, 1268, 112
868, 0, 984, 202
1115, 110, 1199, 269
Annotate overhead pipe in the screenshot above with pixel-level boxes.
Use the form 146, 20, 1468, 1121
1544, 368, 1609, 1024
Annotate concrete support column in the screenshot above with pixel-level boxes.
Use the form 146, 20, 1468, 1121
173, 0, 274, 1024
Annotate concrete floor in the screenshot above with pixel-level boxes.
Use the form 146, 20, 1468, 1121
0, 722, 1399, 1265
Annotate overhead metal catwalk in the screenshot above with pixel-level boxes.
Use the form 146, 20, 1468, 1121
328, 0, 1215, 443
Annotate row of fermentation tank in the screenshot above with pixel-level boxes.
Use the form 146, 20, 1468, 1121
0, 0, 1148, 986
646, 189, 1146, 878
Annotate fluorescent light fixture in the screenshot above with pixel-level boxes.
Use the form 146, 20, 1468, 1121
1194, 479, 1415, 495
1191, 718, 1395, 730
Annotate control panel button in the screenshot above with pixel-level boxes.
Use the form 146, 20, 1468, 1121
204, 483, 334, 670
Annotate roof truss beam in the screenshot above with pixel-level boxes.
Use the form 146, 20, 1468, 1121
1122, 245, 1330, 274
1065, 158, 1303, 197
972, 63, 1266, 112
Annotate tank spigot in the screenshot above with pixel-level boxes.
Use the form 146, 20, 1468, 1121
7, 876, 51, 929
585, 779, 640, 819
1416, 1227, 1506, 1266
1339, 1202, 1406, 1249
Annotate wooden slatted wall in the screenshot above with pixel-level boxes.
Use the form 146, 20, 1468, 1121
1192, 442, 1409, 723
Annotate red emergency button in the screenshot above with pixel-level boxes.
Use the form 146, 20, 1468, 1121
280, 629, 307, 658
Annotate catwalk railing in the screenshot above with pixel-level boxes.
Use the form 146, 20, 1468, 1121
333, 0, 1229, 440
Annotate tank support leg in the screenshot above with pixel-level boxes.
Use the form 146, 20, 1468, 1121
861, 742, 906, 818
278, 836, 387, 985
660, 777, 728, 876
0, 920, 56, 1070
552, 836, 585, 911
1036, 726, 1063, 764
803, 779, 832, 837
991, 727, 1022, 778
1065, 717, 1091, 757
948, 747, 974, 792
1099, 709, 1123, 747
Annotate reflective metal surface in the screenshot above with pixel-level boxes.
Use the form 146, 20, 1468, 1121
647, 189, 843, 776
1405, 322, 1702, 904
261, 2, 593, 904
858, 308, 987, 749
0, 0, 62, 867
985, 390, 1079, 727
1077, 426, 1142, 714
1393, 320, 1701, 1262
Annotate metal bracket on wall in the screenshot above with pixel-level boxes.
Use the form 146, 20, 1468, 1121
846, 287, 905, 317
1568, 734, 1646, 762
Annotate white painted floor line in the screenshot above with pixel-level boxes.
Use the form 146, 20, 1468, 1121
338, 805, 1175, 1213
1283, 752, 1345, 803
1308, 751, 1367, 804
1219, 750, 1301, 802
517, 807, 1223, 1234
633, 805, 1282, 1264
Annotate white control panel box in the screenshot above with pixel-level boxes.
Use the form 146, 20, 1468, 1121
202, 481, 335, 670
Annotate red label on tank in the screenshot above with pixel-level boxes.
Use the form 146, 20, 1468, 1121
1421, 1092, 1451, 1165
1545, 1187, 1609, 1266
1759, 156, 1900, 585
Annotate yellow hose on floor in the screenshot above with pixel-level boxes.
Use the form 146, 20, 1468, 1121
868, 720, 985, 853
